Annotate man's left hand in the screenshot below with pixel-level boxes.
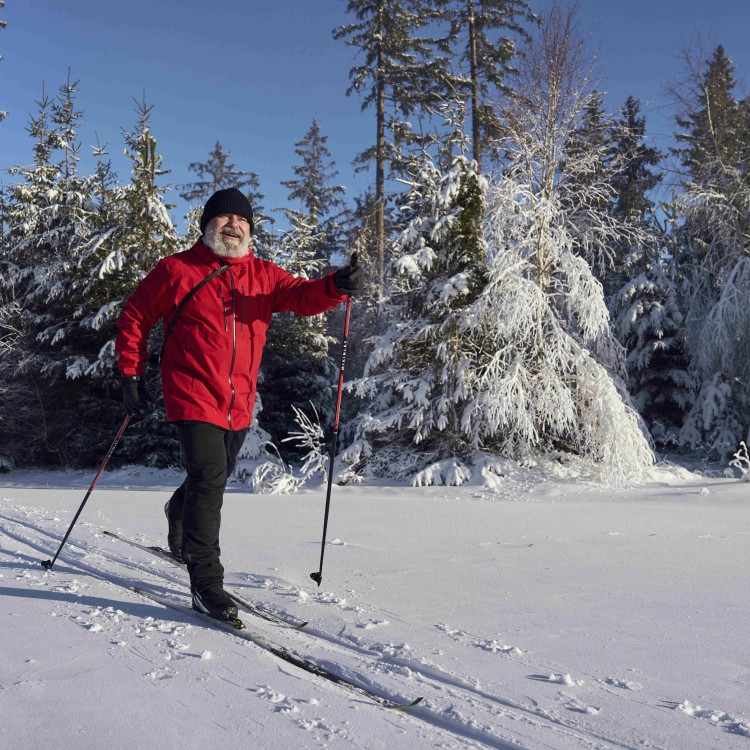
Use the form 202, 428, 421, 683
333, 253, 364, 297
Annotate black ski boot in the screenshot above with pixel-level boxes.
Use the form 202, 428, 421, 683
164, 500, 183, 562
192, 585, 239, 622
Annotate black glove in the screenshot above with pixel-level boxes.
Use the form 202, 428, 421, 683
333, 253, 364, 297
121, 376, 150, 417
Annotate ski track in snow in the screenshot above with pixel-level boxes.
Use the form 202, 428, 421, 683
1, 493, 748, 750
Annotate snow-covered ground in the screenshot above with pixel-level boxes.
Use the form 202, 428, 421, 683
1, 460, 748, 749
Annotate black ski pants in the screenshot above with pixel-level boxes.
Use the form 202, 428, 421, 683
168, 420, 247, 593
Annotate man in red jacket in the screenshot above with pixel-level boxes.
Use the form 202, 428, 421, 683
116, 187, 362, 622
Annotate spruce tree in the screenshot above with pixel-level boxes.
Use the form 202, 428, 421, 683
180, 141, 268, 249
101, 96, 181, 466
334, 0, 449, 289
671, 45, 750, 459
281, 120, 346, 264
608, 229, 691, 448
344, 156, 489, 481
605, 98, 689, 447
0, 78, 101, 464
610, 97, 662, 223
438, 0, 535, 171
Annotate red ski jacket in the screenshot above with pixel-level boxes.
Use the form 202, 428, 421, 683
116, 240, 346, 430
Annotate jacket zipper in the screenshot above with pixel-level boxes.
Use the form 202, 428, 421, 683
227, 272, 237, 427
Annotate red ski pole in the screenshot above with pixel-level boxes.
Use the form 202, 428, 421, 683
310, 295, 353, 587
41, 415, 132, 570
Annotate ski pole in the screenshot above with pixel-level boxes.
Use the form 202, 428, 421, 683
41, 415, 132, 570
310, 294, 353, 587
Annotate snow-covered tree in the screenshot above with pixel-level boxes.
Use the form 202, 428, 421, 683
604, 96, 664, 321
344, 155, 490, 480
478, 2, 653, 482
344, 5, 654, 485
0, 78, 106, 463
1, 79, 94, 370
281, 120, 346, 264
604, 98, 689, 447
80, 96, 179, 378
608, 237, 691, 447
670, 44, 750, 459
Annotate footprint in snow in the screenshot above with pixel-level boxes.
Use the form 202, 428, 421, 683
356, 619, 389, 630
605, 677, 643, 691
673, 700, 750, 737
529, 673, 585, 687
146, 667, 175, 681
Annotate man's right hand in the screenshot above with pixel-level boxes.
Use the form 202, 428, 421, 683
121, 376, 150, 416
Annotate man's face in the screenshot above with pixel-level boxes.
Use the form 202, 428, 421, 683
203, 214, 252, 258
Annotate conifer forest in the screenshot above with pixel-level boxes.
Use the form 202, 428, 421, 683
1, 1, 749, 485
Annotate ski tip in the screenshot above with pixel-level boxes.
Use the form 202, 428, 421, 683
386, 696, 424, 710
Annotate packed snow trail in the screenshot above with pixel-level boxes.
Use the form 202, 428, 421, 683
1, 470, 748, 749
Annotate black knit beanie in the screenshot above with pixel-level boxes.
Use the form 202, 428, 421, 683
200, 188, 255, 234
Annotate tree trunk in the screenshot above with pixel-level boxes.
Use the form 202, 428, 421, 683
468, 0, 482, 172
375, 3, 386, 292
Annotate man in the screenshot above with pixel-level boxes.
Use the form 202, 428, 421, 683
115, 187, 362, 622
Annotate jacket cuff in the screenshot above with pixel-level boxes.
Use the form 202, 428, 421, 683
326, 272, 348, 300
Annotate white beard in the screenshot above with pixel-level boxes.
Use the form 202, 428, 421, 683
203, 225, 251, 258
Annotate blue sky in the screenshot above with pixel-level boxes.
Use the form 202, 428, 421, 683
2, 0, 749, 234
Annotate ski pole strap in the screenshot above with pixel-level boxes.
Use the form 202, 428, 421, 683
159, 263, 231, 363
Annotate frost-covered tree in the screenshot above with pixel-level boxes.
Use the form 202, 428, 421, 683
1, 78, 95, 370
481, 2, 653, 482
334, 0, 450, 288
670, 44, 750, 458
180, 140, 259, 204
604, 100, 688, 447
85, 96, 181, 467
608, 235, 691, 447
344, 5, 654, 485
281, 121, 346, 265
80, 95, 179, 369
344, 155, 490, 480
0, 78, 105, 464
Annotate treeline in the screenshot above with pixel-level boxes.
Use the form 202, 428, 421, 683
1, 1, 749, 481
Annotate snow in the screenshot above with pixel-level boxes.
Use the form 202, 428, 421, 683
1, 461, 748, 749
